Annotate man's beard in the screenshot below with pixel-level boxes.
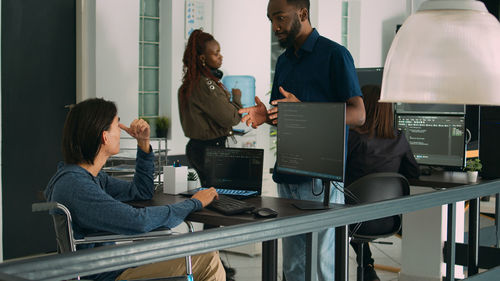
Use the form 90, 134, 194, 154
278, 14, 301, 49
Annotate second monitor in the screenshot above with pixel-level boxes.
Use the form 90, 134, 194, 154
277, 102, 345, 209
396, 114, 466, 168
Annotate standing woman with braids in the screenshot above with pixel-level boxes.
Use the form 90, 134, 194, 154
178, 29, 242, 186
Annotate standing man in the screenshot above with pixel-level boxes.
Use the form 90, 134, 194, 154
239, 0, 365, 280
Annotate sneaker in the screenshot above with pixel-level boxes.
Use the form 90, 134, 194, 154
364, 264, 380, 281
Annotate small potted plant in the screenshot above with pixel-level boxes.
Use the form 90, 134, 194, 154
187, 170, 199, 190
155, 116, 170, 138
464, 158, 482, 183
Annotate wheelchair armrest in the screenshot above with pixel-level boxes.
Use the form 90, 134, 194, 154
133, 277, 192, 281
32, 202, 59, 212
80, 228, 173, 244
133, 276, 193, 281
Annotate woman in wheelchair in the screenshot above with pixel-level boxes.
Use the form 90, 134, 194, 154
44, 98, 225, 281
346, 85, 420, 281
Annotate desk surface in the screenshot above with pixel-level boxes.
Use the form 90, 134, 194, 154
130, 192, 341, 226
409, 171, 496, 215
409, 171, 483, 189
130, 191, 346, 281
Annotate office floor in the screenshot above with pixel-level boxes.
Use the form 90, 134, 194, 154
219, 173, 401, 281
220, 237, 401, 281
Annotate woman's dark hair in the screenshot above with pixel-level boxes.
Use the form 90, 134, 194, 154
62, 98, 117, 165
178, 29, 224, 109
353, 85, 395, 139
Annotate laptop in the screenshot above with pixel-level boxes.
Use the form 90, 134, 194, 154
181, 147, 264, 198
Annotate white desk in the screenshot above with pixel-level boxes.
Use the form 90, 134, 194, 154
400, 186, 465, 281
400, 172, 474, 281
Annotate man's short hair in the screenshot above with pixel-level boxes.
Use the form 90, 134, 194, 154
286, 0, 310, 11
62, 98, 117, 165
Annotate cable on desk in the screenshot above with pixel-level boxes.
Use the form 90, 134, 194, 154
333, 181, 363, 236
312, 180, 324, 196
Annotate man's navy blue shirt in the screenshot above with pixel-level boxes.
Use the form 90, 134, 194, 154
271, 28, 362, 184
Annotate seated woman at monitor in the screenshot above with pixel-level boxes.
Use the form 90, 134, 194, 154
178, 29, 242, 187
346, 85, 420, 281
44, 98, 225, 281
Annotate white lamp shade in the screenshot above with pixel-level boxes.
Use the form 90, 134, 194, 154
380, 8, 500, 105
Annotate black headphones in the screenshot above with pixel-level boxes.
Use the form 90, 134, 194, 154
210, 68, 223, 80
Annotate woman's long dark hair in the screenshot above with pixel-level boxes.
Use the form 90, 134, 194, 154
353, 85, 395, 139
179, 29, 224, 109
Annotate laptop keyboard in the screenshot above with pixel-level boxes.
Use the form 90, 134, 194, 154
208, 195, 256, 215
197, 187, 258, 197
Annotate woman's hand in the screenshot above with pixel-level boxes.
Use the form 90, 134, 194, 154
231, 88, 242, 97
192, 187, 219, 207
119, 119, 150, 153
239, 96, 269, 128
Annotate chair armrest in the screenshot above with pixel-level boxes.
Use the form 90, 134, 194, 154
32, 202, 59, 212
82, 223, 194, 244
79, 228, 173, 245
133, 277, 192, 281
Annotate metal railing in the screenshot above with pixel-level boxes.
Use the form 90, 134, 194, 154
0, 180, 499, 281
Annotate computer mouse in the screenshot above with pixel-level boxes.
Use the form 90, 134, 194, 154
252, 207, 278, 218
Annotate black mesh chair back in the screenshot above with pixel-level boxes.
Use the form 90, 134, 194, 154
345, 172, 410, 239
345, 172, 410, 281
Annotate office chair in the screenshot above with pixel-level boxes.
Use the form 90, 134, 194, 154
32, 202, 194, 281
344, 172, 410, 281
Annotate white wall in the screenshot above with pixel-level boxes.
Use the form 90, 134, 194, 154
348, 0, 408, 68
213, 0, 270, 102
95, 0, 139, 125
160, 0, 189, 156
316, 0, 343, 43
212, 0, 272, 169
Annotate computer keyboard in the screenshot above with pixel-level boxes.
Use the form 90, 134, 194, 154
182, 187, 258, 198
208, 195, 256, 215
214, 188, 258, 197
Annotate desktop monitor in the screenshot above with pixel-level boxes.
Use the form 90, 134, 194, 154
394, 103, 465, 115
204, 147, 264, 194
277, 102, 345, 209
356, 67, 383, 88
396, 114, 466, 168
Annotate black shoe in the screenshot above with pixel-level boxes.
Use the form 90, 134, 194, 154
364, 264, 380, 281
221, 259, 236, 280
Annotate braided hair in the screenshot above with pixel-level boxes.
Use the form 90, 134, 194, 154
179, 29, 224, 109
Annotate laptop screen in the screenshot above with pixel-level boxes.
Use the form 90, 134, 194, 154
204, 147, 264, 195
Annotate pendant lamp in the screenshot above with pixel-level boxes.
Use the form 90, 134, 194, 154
380, 0, 500, 105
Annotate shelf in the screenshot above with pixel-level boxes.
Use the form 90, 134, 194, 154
104, 138, 167, 184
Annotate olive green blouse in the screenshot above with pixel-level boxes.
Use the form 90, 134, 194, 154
179, 76, 242, 140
